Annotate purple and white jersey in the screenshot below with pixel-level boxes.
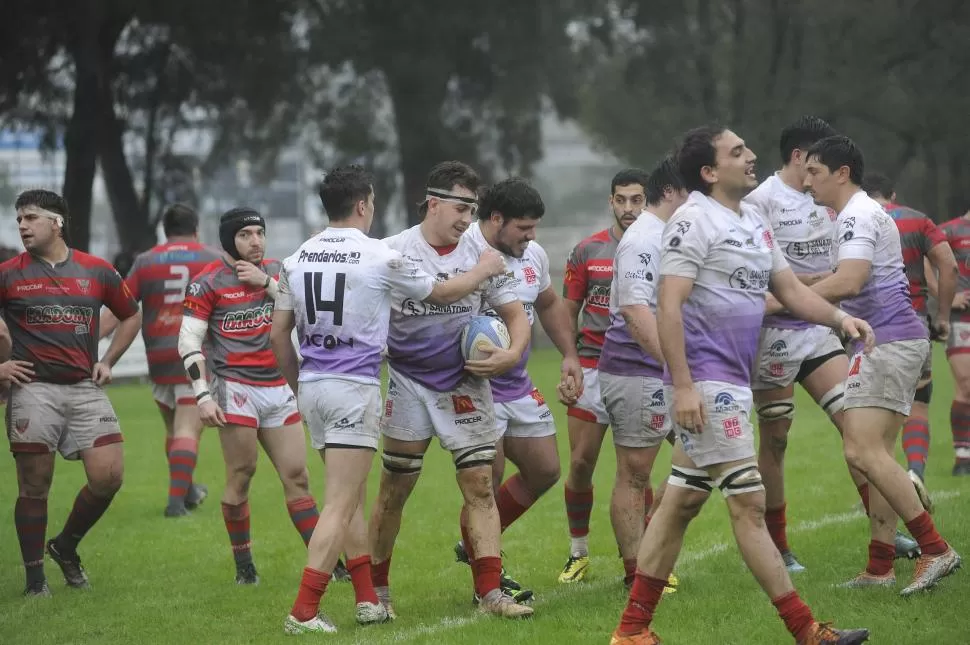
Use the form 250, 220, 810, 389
600, 211, 665, 379
384, 225, 517, 392
831, 191, 927, 345
744, 174, 837, 330
661, 191, 789, 386
277, 228, 435, 385
464, 223, 552, 402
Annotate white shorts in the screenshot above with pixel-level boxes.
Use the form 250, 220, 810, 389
946, 321, 970, 357
566, 367, 610, 425
495, 388, 555, 438
212, 376, 301, 429
753, 326, 845, 390
668, 381, 755, 469
151, 382, 196, 412
600, 373, 670, 449
299, 377, 381, 450
381, 367, 499, 453
845, 339, 930, 416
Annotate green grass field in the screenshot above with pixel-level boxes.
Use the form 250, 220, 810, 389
1, 346, 968, 645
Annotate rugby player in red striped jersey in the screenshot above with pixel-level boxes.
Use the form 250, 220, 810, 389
101, 204, 222, 517
863, 173, 957, 492
178, 207, 319, 585
1, 189, 141, 597
939, 205, 970, 475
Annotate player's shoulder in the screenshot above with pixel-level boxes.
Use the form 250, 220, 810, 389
744, 174, 779, 205
383, 225, 419, 250
0, 252, 29, 273
70, 250, 117, 274
193, 259, 228, 282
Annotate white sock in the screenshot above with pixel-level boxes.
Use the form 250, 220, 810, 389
570, 535, 589, 557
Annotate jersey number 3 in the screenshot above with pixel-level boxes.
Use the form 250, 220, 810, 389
304, 272, 346, 325
163, 265, 191, 304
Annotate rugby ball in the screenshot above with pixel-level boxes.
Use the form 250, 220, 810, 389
461, 316, 512, 361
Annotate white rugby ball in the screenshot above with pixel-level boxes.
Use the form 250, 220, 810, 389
461, 316, 511, 361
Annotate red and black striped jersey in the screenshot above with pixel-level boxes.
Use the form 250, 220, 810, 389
126, 242, 223, 384
563, 228, 620, 368
941, 215, 970, 322
183, 258, 284, 386
884, 203, 945, 315
0, 250, 138, 384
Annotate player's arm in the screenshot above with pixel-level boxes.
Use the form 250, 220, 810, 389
561, 244, 588, 347
179, 277, 226, 426
98, 268, 141, 373
925, 257, 940, 299
536, 287, 581, 361
235, 261, 279, 300
0, 318, 10, 362
616, 243, 663, 363
809, 213, 875, 303
270, 269, 299, 394
926, 233, 957, 323
424, 248, 506, 304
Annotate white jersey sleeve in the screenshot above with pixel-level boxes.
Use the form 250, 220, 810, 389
836, 209, 878, 263
615, 214, 663, 308
660, 204, 713, 279
275, 266, 296, 311
381, 251, 436, 301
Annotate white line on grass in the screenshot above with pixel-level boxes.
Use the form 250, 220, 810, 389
364, 489, 962, 644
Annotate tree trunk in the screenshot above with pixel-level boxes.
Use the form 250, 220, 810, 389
98, 85, 155, 252
62, 1, 106, 252
384, 71, 450, 227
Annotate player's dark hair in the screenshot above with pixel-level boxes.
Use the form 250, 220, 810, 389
676, 125, 726, 196
419, 161, 481, 217
162, 203, 199, 237
319, 164, 375, 221
113, 250, 135, 277
15, 189, 68, 216
779, 115, 837, 165
478, 178, 545, 222
15, 189, 70, 240
645, 155, 685, 205
611, 168, 649, 195
861, 171, 894, 201
806, 135, 865, 186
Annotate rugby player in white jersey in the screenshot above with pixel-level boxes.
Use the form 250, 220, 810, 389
800, 136, 961, 594
369, 161, 533, 619
270, 165, 507, 633
744, 116, 920, 569
452, 178, 583, 601
599, 156, 686, 591
612, 125, 872, 645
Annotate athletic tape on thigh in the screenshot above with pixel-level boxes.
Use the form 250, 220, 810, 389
914, 381, 932, 405
756, 398, 794, 421
382, 450, 424, 475
453, 444, 497, 470
715, 463, 764, 497
818, 383, 845, 417
668, 466, 714, 493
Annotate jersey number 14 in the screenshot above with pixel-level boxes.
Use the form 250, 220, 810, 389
304, 272, 346, 325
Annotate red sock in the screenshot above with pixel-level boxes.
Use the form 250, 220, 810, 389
222, 501, 253, 565
371, 557, 391, 588
772, 591, 816, 642
950, 401, 970, 458
765, 504, 790, 553
857, 483, 871, 517
905, 511, 948, 556
286, 496, 319, 546
58, 486, 114, 551
622, 558, 637, 587
643, 486, 654, 514
167, 437, 198, 507
497, 474, 538, 532
459, 507, 481, 587
902, 415, 930, 475
290, 567, 331, 621
866, 540, 895, 575
618, 572, 667, 636
565, 486, 594, 538
346, 555, 379, 604
474, 555, 502, 597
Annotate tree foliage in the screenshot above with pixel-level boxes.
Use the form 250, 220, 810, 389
576, 0, 970, 219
